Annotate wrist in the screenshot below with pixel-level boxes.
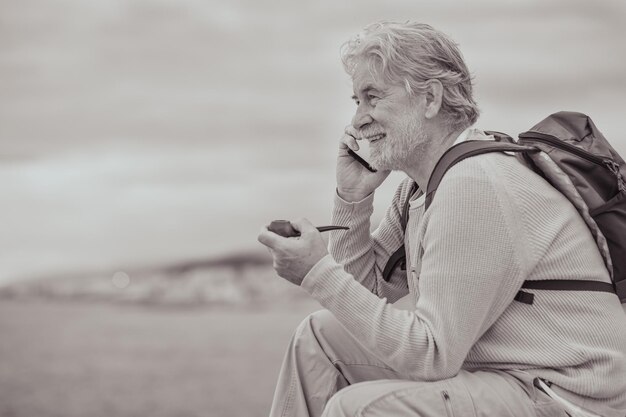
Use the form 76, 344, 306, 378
336, 188, 372, 203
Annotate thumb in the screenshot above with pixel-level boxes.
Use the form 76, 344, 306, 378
257, 226, 285, 249
290, 218, 316, 235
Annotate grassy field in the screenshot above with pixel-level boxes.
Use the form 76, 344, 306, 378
0, 299, 320, 417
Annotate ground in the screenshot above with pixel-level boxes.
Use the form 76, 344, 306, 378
0, 299, 320, 417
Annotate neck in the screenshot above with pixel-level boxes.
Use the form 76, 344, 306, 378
403, 126, 466, 191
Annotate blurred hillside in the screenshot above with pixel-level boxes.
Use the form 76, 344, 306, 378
0, 249, 313, 307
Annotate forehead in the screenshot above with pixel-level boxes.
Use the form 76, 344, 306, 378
351, 61, 408, 98
351, 63, 388, 93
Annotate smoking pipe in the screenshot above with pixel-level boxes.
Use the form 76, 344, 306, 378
268, 220, 349, 238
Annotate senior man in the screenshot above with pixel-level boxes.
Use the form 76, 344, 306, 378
257, 22, 626, 417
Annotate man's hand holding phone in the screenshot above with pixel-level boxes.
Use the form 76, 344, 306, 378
337, 127, 391, 202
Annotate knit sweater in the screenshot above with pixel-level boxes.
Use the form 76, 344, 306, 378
301, 140, 626, 416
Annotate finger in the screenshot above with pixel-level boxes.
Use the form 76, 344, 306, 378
341, 131, 360, 152
257, 226, 285, 249
341, 125, 359, 151
344, 125, 358, 138
290, 218, 317, 235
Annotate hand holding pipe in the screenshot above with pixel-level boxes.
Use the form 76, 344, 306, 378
268, 220, 349, 238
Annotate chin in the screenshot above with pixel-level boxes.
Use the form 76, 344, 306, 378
369, 157, 397, 172
370, 149, 399, 171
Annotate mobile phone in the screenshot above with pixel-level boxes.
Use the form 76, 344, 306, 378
347, 141, 377, 172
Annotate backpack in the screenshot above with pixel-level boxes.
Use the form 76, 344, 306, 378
382, 111, 626, 306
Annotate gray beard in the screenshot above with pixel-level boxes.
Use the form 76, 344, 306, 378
369, 118, 427, 172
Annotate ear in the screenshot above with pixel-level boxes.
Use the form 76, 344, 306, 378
423, 79, 443, 119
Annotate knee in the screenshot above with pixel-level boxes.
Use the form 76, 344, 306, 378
322, 385, 363, 417
291, 309, 346, 357
295, 309, 342, 342
307, 309, 341, 329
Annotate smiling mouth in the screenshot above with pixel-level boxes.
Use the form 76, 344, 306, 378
366, 133, 386, 143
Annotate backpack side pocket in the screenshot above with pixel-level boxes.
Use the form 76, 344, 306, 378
590, 191, 626, 302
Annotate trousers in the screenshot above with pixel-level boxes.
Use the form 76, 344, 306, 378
269, 309, 568, 417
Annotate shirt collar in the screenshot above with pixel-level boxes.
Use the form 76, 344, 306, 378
453, 126, 475, 146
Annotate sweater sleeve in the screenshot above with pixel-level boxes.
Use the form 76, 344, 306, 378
302, 158, 528, 380
328, 178, 414, 302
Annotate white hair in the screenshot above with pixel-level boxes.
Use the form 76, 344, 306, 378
341, 21, 480, 130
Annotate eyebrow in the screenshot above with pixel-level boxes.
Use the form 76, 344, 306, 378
351, 84, 379, 101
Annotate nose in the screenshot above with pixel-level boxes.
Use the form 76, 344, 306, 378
351, 103, 373, 131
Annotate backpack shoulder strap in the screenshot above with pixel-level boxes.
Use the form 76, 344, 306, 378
425, 140, 537, 210
382, 182, 419, 282
401, 182, 419, 229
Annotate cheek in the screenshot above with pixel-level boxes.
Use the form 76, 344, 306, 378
370, 108, 393, 127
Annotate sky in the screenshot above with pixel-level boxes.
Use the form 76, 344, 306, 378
1, 0, 625, 283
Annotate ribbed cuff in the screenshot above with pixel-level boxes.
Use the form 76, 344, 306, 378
333, 189, 375, 228
301, 254, 339, 294
335, 188, 375, 206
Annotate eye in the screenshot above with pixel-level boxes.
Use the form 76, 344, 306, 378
367, 93, 380, 104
